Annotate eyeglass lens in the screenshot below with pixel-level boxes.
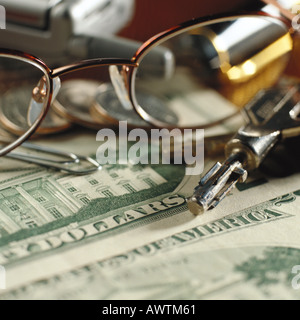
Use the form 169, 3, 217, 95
134, 16, 292, 127
0, 56, 53, 152
0, 15, 293, 152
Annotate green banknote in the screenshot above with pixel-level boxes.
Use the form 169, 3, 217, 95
0, 90, 300, 298
1, 182, 300, 299
0, 131, 191, 266
0, 82, 242, 293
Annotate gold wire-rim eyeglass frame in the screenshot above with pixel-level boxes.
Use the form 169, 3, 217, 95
0, 9, 294, 157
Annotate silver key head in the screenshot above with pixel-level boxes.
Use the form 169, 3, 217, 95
188, 83, 300, 215
187, 157, 247, 215
242, 84, 300, 138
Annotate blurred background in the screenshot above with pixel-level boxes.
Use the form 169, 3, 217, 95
119, 0, 254, 41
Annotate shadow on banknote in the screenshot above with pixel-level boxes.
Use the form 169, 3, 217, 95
260, 136, 300, 178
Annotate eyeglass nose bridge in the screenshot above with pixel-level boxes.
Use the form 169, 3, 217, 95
108, 47, 176, 116
49, 58, 138, 114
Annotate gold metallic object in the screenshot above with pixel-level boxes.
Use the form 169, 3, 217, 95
32, 77, 47, 103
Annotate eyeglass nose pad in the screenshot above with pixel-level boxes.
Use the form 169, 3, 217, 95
27, 76, 61, 126
109, 65, 133, 111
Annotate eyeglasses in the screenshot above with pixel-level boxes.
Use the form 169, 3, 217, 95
0, 7, 295, 157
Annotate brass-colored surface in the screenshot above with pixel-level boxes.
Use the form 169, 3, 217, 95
218, 54, 291, 108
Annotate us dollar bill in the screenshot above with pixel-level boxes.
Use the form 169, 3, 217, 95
0, 93, 298, 298
1, 171, 300, 299
0, 132, 186, 243
1, 128, 300, 299
0, 128, 202, 289
0, 80, 244, 292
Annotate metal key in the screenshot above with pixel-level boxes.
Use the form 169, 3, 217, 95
187, 84, 300, 215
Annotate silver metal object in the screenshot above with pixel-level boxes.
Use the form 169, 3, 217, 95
187, 155, 247, 215
1, 138, 101, 175
91, 83, 179, 128
187, 84, 300, 214
53, 79, 105, 129
0, 0, 135, 66
0, 0, 174, 77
